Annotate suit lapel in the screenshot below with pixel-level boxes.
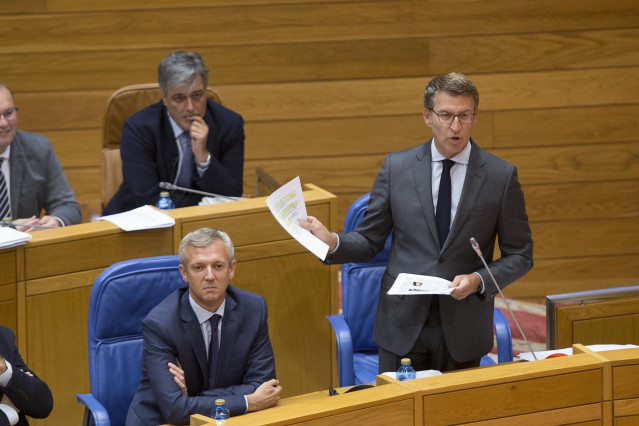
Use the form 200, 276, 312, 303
217, 289, 238, 378
412, 140, 440, 245
179, 291, 209, 378
446, 140, 487, 247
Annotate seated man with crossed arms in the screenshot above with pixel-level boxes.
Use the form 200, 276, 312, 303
126, 228, 281, 425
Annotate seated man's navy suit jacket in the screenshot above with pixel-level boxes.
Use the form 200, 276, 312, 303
105, 99, 244, 214
126, 286, 276, 426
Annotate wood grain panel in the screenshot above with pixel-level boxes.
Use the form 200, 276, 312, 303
431, 28, 639, 74
423, 370, 602, 424
504, 254, 639, 299
3, 1, 637, 55
2, 0, 46, 14
531, 218, 639, 259
614, 365, 639, 399
524, 181, 639, 222
494, 105, 639, 148
64, 168, 100, 203
0, 38, 431, 91
24, 227, 173, 279
46, 129, 102, 167
26, 286, 91, 426
0, 251, 17, 286
573, 315, 639, 346
0, 300, 17, 335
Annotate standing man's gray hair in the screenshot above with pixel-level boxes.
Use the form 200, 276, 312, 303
158, 51, 209, 96
423, 72, 479, 110
178, 228, 234, 264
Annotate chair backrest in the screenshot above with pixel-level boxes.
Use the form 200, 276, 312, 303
101, 83, 223, 208
86, 255, 184, 426
341, 193, 392, 352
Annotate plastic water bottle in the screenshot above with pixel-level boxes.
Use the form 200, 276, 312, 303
155, 191, 175, 210
396, 358, 417, 381
213, 399, 230, 425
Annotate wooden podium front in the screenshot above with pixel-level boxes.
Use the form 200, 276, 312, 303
187, 346, 639, 426
1, 184, 338, 426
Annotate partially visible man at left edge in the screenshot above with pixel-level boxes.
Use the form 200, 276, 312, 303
0, 82, 81, 231
0, 326, 54, 426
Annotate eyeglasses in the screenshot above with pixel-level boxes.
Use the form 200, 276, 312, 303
429, 108, 474, 124
0, 107, 18, 121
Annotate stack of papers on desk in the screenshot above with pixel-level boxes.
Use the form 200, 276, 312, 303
0, 227, 32, 249
98, 205, 175, 231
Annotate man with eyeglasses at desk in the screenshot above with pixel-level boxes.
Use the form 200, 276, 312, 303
0, 83, 81, 232
301, 72, 533, 374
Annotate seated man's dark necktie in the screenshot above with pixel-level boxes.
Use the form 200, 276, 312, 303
435, 159, 455, 248
0, 158, 11, 220
176, 132, 193, 188
208, 314, 221, 389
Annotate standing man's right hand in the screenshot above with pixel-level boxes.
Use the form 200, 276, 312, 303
298, 217, 338, 251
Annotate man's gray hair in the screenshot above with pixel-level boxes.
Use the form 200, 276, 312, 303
158, 51, 209, 96
423, 72, 479, 110
178, 228, 234, 265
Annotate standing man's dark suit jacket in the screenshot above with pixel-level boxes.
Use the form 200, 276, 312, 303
7, 131, 81, 226
327, 139, 533, 363
0, 327, 53, 426
104, 99, 244, 215
126, 286, 276, 426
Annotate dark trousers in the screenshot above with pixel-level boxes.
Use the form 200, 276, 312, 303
378, 296, 481, 373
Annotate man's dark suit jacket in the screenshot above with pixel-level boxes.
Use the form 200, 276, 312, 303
327, 139, 533, 363
104, 99, 244, 215
0, 327, 53, 426
7, 130, 81, 226
125, 286, 276, 426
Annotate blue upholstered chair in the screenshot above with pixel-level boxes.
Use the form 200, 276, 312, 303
76, 255, 184, 426
327, 193, 513, 387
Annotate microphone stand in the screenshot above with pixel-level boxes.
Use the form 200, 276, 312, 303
1, 220, 58, 229
158, 182, 244, 201
470, 237, 537, 360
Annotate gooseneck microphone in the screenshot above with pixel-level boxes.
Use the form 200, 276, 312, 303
158, 182, 244, 201
1, 219, 58, 229
470, 237, 538, 361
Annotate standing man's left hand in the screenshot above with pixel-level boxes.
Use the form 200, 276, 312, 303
188, 115, 210, 164
448, 273, 482, 300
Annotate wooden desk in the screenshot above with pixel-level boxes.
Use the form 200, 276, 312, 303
2, 184, 338, 426
598, 347, 639, 424
191, 383, 416, 426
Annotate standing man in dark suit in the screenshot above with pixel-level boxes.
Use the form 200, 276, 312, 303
104, 51, 244, 214
126, 228, 281, 426
0, 83, 81, 231
0, 326, 53, 426
301, 73, 533, 373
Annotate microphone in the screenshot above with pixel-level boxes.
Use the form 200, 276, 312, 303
470, 237, 538, 361
158, 182, 244, 201
1, 219, 58, 229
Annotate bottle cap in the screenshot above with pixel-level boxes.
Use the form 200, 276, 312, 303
160, 191, 170, 197
400, 358, 411, 365
215, 399, 226, 406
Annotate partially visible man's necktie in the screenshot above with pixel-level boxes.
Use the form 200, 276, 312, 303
0, 158, 11, 220
176, 132, 193, 188
208, 314, 221, 389
435, 159, 455, 248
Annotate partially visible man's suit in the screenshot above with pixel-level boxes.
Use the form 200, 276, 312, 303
7, 131, 81, 225
126, 286, 276, 426
327, 139, 533, 363
105, 99, 244, 214
0, 326, 53, 426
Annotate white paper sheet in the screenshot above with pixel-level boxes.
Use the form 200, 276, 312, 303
266, 176, 329, 260
0, 227, 32, 249
98, 205, 175, 231
387, 273, 453, 295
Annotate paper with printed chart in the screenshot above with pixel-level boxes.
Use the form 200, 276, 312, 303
266, 176, 329, 260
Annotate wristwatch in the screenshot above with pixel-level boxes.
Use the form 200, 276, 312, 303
197, 153, 211, 169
